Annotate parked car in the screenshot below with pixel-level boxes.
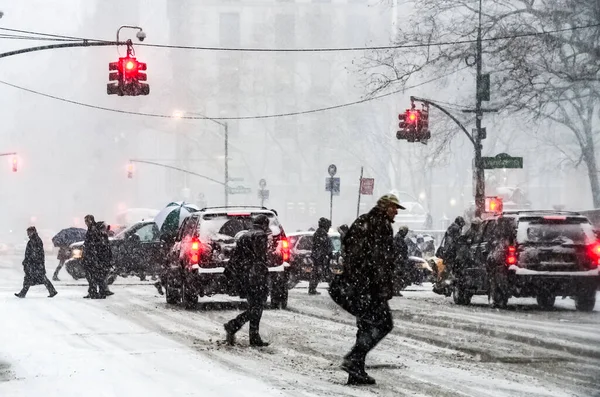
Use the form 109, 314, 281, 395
161, 206, 291, 309
453, 210, 600, 311
65, 220, 165, 283
286, 231, 342, 289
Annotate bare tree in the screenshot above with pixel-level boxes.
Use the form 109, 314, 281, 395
366, 0, 600, 206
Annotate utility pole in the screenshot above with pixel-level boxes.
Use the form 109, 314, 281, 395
224, 122, 229, 207
473, 0, 485, 218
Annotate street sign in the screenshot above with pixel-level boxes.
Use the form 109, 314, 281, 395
258, 189, 270, 200
325, 177, 341, 196
259, 178, 267, 189
482, 153, 523, 169
328, 164, 337, 177
228, 186, 251, 195
360, 178, 375, 195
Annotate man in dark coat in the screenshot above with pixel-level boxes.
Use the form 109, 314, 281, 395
332, 194, 404, 385
96, 221, 114, 297
393, 225, 410, 296
224, 215, 271, 347
15, 227, 57, 298
309, 217, 333, 295
438, 216, 465, 271
83, 215, 111, 299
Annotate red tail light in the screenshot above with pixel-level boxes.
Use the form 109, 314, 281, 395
506, 245, 517, 266
190, 237, 201, 264
281, 238, 290, 262
587, 242, 600, 267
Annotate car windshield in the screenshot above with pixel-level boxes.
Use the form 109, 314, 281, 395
199, 212, 282, 240
517, 218, 596, 245
112, 223, 139, 240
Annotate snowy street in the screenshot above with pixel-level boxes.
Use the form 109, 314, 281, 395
1, 254, 599, 397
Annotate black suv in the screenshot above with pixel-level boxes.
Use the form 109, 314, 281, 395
453, 211, 599, 311
66, 221, 165, 282
162, 207, 290, 309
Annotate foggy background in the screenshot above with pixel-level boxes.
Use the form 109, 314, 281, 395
0, 0, 591, 237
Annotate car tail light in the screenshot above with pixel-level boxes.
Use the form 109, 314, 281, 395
587, 242, 600, 267
190, 237, 201, 264
281, 237, 290, 262
506, 245, 517, 266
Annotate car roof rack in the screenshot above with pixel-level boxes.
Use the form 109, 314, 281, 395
200, 206, 269, 212
502, 210, 582, 216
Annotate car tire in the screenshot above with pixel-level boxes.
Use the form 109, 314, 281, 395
182, 282, 198, 310
575, 289, 596, 312
270, 273, 289, 309
452, 283, 472, 305
536, 292, 556, 310
165, 276, 181, 305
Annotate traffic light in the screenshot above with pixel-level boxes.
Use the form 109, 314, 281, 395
11, 156, 17, 172
485, 196, 503, 213
127, 162, 134, 179
397, 109, 420, 141
419, 109, 431, 140
107, 57, 149, 96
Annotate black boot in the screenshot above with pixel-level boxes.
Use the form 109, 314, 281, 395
48, 291, 58, 298
249, 338, 270, 347
341, 358, 375, 385
14, 292, 25, 298
224, 323, 236, 346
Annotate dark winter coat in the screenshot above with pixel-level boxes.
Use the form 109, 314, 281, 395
22, 233, 47, 285
394, 233, 409, 264
439, 222, 463, 261
312, 227, 333, 267
228, 228, 269, 293
339, 206, 396, 300
83, 223, 104, 270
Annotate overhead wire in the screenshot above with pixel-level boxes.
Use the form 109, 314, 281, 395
0, 67, 469, 121
0, 23, 598, 52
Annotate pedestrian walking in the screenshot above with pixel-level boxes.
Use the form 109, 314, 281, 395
15, 227, 57, 298
393, 225, 410, 296
329, 194, 404, 385
82, 215, 110, 299
224, 215, 271, 347
309, 217, 333, 295
52, 246, 70, 281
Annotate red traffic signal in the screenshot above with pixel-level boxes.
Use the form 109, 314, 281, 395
485, 196, 503, 213
107, 57, 149, 96
11, 156, 17, 172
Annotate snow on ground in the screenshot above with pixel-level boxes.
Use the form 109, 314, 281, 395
1, 254, 600, 396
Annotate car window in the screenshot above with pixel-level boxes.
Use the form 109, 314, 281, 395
297, 236, 313, 250
199, 212, 282, 241
135, 224, 158, 242
288, 235, 300, 248
330, 236, 341, 252
517, 218, 595, 245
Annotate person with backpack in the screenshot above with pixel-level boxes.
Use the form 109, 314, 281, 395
329, 194, 404, 385
223, 215, 271, 347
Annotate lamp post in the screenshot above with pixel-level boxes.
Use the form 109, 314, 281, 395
174, 111, 229, 206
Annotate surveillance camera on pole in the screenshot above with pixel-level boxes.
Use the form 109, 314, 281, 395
136, 30, 147, 42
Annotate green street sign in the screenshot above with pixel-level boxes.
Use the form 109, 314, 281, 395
482, 153, 523, 169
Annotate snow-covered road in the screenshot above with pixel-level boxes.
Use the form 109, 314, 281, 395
1, 254, 599, 397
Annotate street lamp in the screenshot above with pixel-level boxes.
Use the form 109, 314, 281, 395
173, 110, 229, 206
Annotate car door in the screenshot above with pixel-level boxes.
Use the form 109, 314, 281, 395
138, 223, 163, 274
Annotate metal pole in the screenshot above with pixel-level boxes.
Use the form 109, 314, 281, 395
330, 186, 334, 224
357, 166, 364, 218
474, 0, 485, 217
260, 191, 265, 208
224, 122, 229, 206
0, 152, 16, 157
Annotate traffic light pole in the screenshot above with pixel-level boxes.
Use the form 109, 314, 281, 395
0, 152, 16, 157
473, 0, 486, 218
129, 159, 225, 186
0, 41, 123, 60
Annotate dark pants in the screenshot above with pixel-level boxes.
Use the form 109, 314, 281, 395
308, 259, 325, 293
225, 287, 268, 341
18, 276, 57, 296
86, 267, 109, 297
345, 299, 394, 371
52, 259, 65, 280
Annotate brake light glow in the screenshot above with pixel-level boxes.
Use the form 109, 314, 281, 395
190, 237, 201, 264
281, 237, 290, 262
227, 213, 251, 216
543, 216, 567, 220
506, 245, 517, 266
587, 242, 600, 267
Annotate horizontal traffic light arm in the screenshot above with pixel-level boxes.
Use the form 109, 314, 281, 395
0, 41, 126, 60
409, 96, 476, 147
